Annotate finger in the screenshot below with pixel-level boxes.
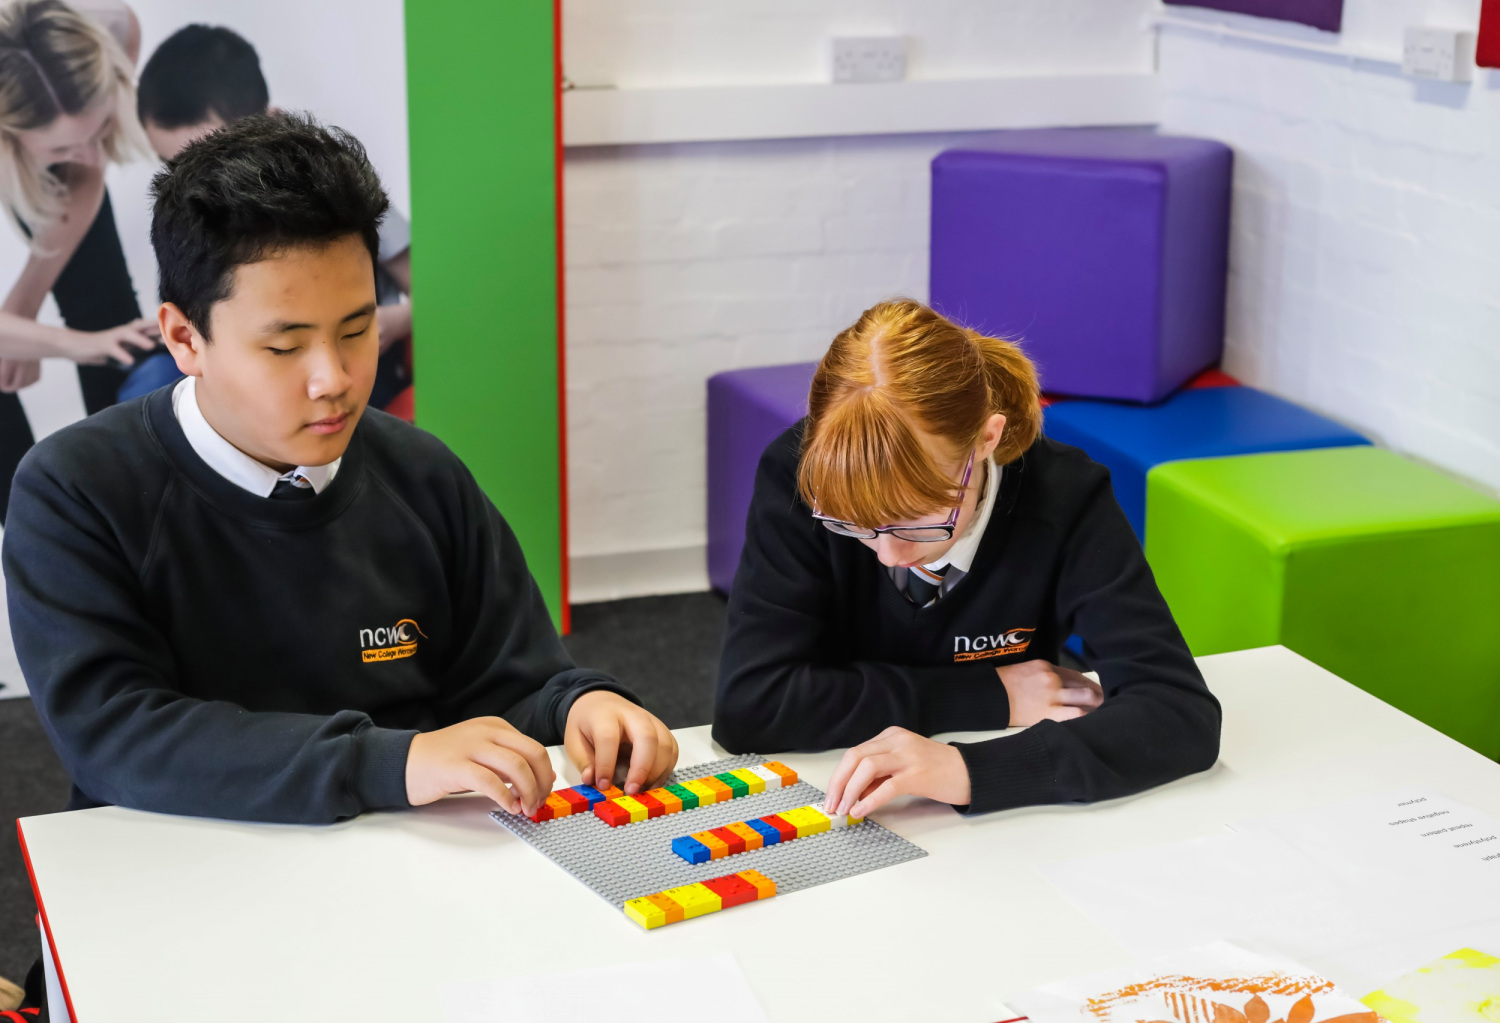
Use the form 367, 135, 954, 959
620, 713, 659, 795
648, 726, 679, 788
463, 762, 519, 814
823, 746, 865, 813
495, 729, 555, 802
850, 776, 901, 819
1056, 684, 1103, 708
469, 745, 540, 813
124, 327, 157, 350
589, 716, 622, 794
563, 726, 593, 785
838, 753, 897, 816
109, 342, 136, 365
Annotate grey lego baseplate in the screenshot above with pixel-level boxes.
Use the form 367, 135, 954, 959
490, 753, 927, 908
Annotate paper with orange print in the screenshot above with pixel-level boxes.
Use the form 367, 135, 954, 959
1009, 941, 1384, 1023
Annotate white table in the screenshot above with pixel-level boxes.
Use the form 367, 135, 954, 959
19, 646, 1500, 1022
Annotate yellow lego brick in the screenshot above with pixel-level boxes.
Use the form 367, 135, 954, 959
778, 805, 832, 838
725, 820, 764, 851
660, 883, 723, 919
681, 779, 718, 805
624, 896, 666, 929
614, 795, 649, 823
728, 768, 766, 794
745, 764, 783, 790
693, 830, 729, 859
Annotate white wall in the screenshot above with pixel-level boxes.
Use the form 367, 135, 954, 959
562, 0, 1157, 601
0, 0, 409, 441
1156, 0, 1500, 493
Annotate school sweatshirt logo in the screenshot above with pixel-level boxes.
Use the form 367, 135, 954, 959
953, 628, 1035, 662
360, 619, 427, 663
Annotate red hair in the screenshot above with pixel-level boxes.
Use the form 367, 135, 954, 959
797, 299, 1041, 528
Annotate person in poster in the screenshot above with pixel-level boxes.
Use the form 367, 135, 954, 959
0, 0, 160, 521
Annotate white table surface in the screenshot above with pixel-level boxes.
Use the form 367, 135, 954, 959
19, 645, 1500, 1022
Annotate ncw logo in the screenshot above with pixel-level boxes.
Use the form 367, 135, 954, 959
953, 627, 1034, 663
359, 618, 427, 663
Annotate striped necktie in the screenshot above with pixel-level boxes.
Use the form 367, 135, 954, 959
906, 564, 949, 607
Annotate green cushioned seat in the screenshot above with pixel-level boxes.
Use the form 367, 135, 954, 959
1147, 446, 1500, 758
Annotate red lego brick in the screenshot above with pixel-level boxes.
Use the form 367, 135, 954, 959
593, 800, 631, 827
759, 814, 798, 842
710, 826, 746, 855
558, 788, 590, 813
701, 873, 759, 909
633, 790, 666, 818
528, 802, 554, 823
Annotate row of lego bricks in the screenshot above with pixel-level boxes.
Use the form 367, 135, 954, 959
592, 762, 799, 827
672, 804, 864, 864
624, 869, 778, 930
526, 761, 798, 824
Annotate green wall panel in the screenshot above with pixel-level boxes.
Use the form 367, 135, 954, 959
404, 0, 567, 628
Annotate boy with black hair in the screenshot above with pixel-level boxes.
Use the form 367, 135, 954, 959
131, 24, 413, 409
3, 112, 678, 823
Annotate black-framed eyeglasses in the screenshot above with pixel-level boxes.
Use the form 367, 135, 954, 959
812, 451, 974, 543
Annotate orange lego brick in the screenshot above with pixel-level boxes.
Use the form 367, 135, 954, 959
597, 784, 625, 799
762, 761, 798, 786
693, 830, 729, 860
543, 791, 573, 818
645, 891, 685, 924
735, 869, 777, 900
725, 820, 764, 851
700, 776, 734, 802
648, 787, 683, 814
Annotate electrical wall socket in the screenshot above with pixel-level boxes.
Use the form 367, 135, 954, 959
1402, 26, 1475, 82
832, 36, 907, 84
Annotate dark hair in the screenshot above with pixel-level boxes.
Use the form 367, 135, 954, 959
136, 24, 268, 129
150, 111, 388, 336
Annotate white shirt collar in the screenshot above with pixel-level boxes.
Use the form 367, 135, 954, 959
172, 377, 340, 497
924, 456, 1001, 575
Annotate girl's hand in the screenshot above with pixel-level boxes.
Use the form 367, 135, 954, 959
68, 318, 159, 365
0, 359, 41, 392
997, 659, 1103, 727
563, 690, 678, 795
822, 725, 971, 818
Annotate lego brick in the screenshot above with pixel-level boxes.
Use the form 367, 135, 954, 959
694, 830, 729, 860
745, 765, 783, 790
728, 768, 766, 794
744, 818, 783, 846
736, 869, 778, 900
527, 801, 554, 823
759, 814, 798, 843
682, 779, 719, 805
661, 883, 722, 919
762, 761, 799, 786
672, 835, 713, 865
491, 753, 928, 928
544, 791, 573, 817
700, 777, 734, 802
714, 772, 750, 798
597, 784, 625, 799
593, 800, 631, 827
778, 806, 832, 838
570, 784, 606, 807
725, 820, 764, 851
665, 782, 700, 809
633, 791, 666, 818
614, 795, 649, 824
701, 873, 759, 909
649, 787, 683, 814
710, 826, 747, 856
558, 787, 592, 813
644, 891, 685, 925
624, 896, 666, 929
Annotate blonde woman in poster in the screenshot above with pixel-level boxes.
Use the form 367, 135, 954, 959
0, 0, 160, 521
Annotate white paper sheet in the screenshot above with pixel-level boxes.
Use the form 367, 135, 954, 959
1041, 789, 1500, 991
439, 953, 770, 1023
1010, 940, 1375, 1023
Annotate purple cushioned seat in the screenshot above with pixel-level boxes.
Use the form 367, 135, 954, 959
707, 362, 817, 594
930, 129, 1233, 404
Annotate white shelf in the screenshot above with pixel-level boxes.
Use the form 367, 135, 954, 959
561, 73, 1160, 148
1152, 12, 1403, 70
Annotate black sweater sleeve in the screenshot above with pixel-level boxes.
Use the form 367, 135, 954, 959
427, 467, 638, 742
712, 433, 1010, 753
953, 473, 1221, 814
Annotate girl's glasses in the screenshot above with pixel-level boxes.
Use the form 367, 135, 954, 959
812, 452, 974, 543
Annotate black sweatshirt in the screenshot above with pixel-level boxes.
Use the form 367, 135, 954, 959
712, 424, 1221, 814
3, 387, 634, 824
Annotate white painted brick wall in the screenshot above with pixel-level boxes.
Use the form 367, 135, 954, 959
1156, 1, 1500, 494
562, 1, 1156, 600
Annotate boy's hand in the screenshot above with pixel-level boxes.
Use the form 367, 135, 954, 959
822, 725, 970, 818
997, 659, 1103, 727
563, 691, 678, 796
405, 717, 556, 816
